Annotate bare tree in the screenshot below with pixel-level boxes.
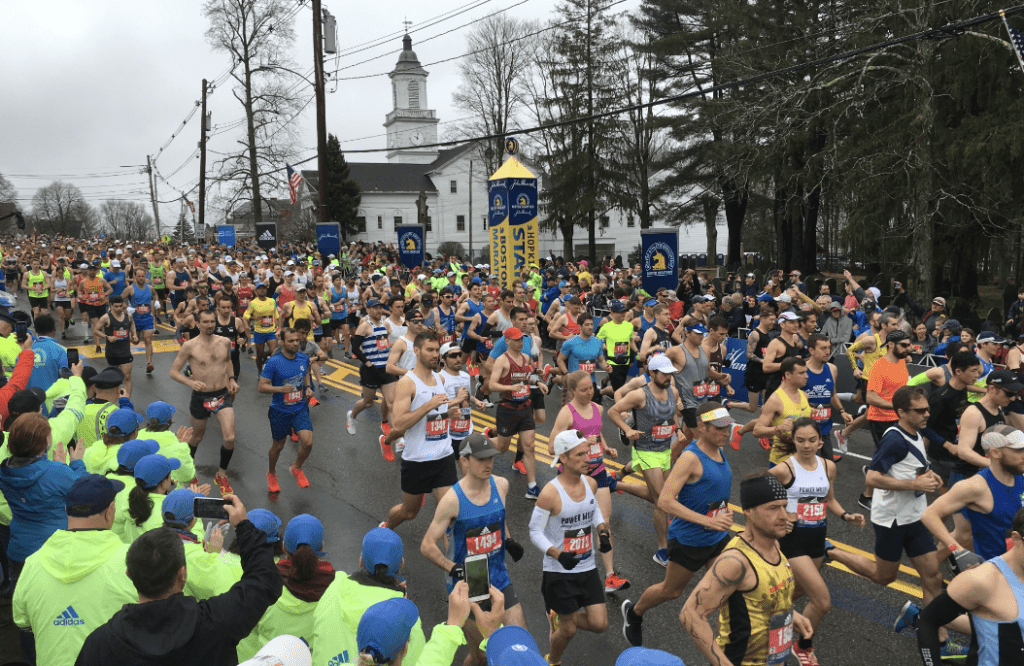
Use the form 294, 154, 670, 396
0, 174, 18, 235
0, 174, 16, 206
100, 200, 154, 240
31, 182, 96, 237
450, 15, 539, 174
204, 0, 303, 226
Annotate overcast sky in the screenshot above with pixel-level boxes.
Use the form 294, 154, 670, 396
1, 0, 640, 229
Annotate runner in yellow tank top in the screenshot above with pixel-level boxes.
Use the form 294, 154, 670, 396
281, 286, 319, 341
750, 356, 812, 465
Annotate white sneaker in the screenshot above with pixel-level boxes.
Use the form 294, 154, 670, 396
346, 410, 356, 435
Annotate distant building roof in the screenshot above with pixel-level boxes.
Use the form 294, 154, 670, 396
230, 198, 290, 218
301, 144, 481, 196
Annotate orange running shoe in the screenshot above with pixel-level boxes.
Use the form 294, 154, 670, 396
267, 473, 280, 493
379, 435, 395, 462
729, 424, 742, 451
290, 430, 299, 442
759, 437, 771, 450
290, 464, 310, 488
512, 460, 527, 476
381, 421, 392, 436
214, 473, 233, 496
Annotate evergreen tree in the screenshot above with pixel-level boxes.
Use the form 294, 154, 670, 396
323, 134, 362, 242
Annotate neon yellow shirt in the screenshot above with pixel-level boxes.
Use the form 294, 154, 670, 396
245, 298, 278, 334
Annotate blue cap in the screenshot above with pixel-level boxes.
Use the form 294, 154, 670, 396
106, 408, 143, 437
558, 280, 569, 288
66, 474, 125, 518
756, 291, 774, 302
685, 323, 709, 335
616, 647, 685, 666
371, 274, 383, 281
145, 401, 176, 427
284, 513, 325, 555
432, 269, 442, 274
609, 300, 625, 313
645, 299, 658, 307
471, 277, 482, 285
116, 439, 160, 471
255, 282, 268, 289
134, 454, 181, 489
91, 259, 101, 266
365, 298, 383, 308
161, 488, 200, 526
358, 598, 419, 663
248, 508, 282, 543
486, 626, 547, 666
100, 251, 107, 258
362, 527, 403, 578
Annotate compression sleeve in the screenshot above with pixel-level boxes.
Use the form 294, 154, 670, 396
529, 507, 557, 554
351, 335, 369, 364
846, 338, 865, 371
917, 591, 968, 665
907, 372, 931, 387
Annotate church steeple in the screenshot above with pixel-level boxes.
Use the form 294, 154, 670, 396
384, 32, 439, 164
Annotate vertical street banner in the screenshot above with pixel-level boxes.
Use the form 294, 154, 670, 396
316, 222, 342, 259
640, 228, 678, 296
723, 336, 749, 404
217, 224, 236, 248
397, 224, 425, 270
488, 157, 538, 291
255, 222, 277, 251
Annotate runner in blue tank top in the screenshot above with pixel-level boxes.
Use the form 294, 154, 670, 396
803, 334, 852, 461
420, 433, 527, 665
122, 266, 156, 375
621, 402, 737, 647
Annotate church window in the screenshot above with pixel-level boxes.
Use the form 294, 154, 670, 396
627, 215, 635, 228
600, 215, 610, 229
408, 81, 420, 109
450, 180, 458, 194
426, 216, 432, 231
394, 216, 402, 228
457, 215, 465, 232
356, 216, 366, 233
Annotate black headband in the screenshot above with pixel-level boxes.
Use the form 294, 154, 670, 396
740, 475, 788, 510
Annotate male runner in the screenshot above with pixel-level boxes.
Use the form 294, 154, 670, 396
79, 262, 112, 350
420, 433, 527, 666
382, 331, 457, 530
347, 298, 394, 436
607, 354, 680, 567
622, 402, 736, 647
922, 350, 983, 488
681, 471, 813, 666
379, 309, 428, 459
243, 282, 278, 372
214, 293, 248, 380
752, 356, 812, 467
636, 304, 673, 363
529, 430, 612, 665
762, 311, 805, 397
122, 267, 155, 374
836, 310, 899, 446
597, 301, 635, 393
664, 322, 711, 456
803, 333, 852, 461
94, 296, 138, 397
438, 342, 486, 450
169, 308, 239, 495
259, 326, 314, 492
556, 312, 608, 406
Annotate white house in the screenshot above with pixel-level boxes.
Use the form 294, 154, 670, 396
301, 35, 728, 261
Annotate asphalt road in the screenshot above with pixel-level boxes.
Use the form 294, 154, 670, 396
1, 314, 944, 666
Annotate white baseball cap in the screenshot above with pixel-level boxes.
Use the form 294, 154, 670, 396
648, 354, 680, 374
417, 274, 427, 280
778, 311, 801, 321
238, 635, 311, 666
439, 342, 461, 357
224, 256, 232, 263
981, 424, 1024, 451
550, 430, 588, 467
110, 260, 120, 268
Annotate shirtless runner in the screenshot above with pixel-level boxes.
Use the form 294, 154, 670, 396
169, 308, 240, 495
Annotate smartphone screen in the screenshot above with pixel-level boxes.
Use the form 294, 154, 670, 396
464, 554, 490, 602
193, 497, 230, 520
66, 348, 79, 367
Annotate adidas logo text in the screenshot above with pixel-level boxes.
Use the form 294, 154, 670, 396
54, 606, 85, 626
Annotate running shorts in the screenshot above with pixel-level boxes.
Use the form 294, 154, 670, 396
105, 350, 133, 367
29, 296, 49, 311
360, 364, 397, 389
400, 451, 458, 495
542, 569, 604, 615
189, 387, 233, 420
254, 331, 277, 345
667, 536, 729, 572
873, 519, 936, 562
495, 404, 535, 437
632, 447, 671, 472
269, 405, 313, 441
779, 524, 828, 560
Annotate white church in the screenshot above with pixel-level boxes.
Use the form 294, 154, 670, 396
301, 35, 727, 261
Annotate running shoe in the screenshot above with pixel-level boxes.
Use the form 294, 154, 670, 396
308, 397, 320, 407
327, 349, 334, 359
346, 410, 356, 435
729, 424, 742, 451
544, 655, 560, 666
379, 435, 395, 462
394, 438, 405, 454
621, 600, 642, 646
858, 494, 872, 510
61, 332, 66, 340
759, 437, 771, 450
547, 609, 560, 635
381, 421, 391, 436
834, 429, 849, 453
214, 474, 233, 496
146, 363, 154, 374
604, 572, 630, 593
378, 520, 387, 528
652, 549, 669, 567
512, 460, 527, 476
483, 427, 497, 439
618, 429, 630, 446
267, 473, 280, 493
941, 638, 969, 658
291, 464, 310, 488
792, 644, 821, 666
290, 430, 299, 442
823, 539, 835, 563
894, 600, 920, 633
94, 345, 102, 354
319, 383, 328, 394
541, 363, 553, 382
832, 454, 843, 462
525, 484, 540, 500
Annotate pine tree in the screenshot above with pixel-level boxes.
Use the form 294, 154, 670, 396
322, 134, 362, 242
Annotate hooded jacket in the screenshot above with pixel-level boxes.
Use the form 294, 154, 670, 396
13, 529, 136, 666
0, 455, 88, 562
74, 520, 282, 666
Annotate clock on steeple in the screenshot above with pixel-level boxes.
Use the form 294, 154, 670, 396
384, 33, 440, 164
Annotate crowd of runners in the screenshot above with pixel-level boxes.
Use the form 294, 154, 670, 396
1, 234, 1024, 666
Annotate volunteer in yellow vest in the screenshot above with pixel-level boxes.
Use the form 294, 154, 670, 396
12, 474, 137, 666
82, 407, 143, 474
681, 471, 813, 666
119, 454, 182, 544
75, 366, 130, 450
237, 514, 336, 662
282, 284, 320, 341
243, 281, 279, 372
312, 527, 427, 666
138, 400, 196, 486
159, 488, 239, 600
0, 311, 25, 369
597, 301, 636, 392
752, 356, 812, 466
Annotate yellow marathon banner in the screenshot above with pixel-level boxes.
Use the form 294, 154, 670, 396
488, 157, 538, 291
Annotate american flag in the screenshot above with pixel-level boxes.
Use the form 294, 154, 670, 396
287, 164, 303, 205
1002, 12, 1024, 75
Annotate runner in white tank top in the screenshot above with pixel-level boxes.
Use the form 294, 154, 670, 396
381, 317, 429, 455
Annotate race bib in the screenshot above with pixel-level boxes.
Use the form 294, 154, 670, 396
284, 390, 303, 405
484, 338, 494, 349
426, 414, 449, 441
440, 333, 454, 346
112, 329, 128, 340
240, 298, 251, 308
693, 381, 707, 398
450, 418, 472, 436
466, 522, 502, 555
56, 290, 69, 299
796, 497, 827, 527
810, 406, 831, 422
579, 360, 596, 374
87, 291, 100, 303
614, 342, 628, 356
376, 337, 389, 351
767, 610, 793, 665
332, 302, 344, 312
512, 385, 529, 400
651, 422, 675, 442
260, 316, 273, 327
563, 526, 592, 555
704, 500, 729, 531
203, 396, 225, 413
136, 305, 150, 314
181, 281, 190, 289
708, 382, 720, 397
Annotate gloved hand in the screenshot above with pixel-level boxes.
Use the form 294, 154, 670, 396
950, 548, 985, 575
557, 551, 581, 570
599, 530, 612, 553
449, 563, 465, 581
505, 537, 525, 562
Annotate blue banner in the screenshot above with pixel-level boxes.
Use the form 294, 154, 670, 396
316, 223, 341, 259
397, 225, 424, 270
640, 229, 677, 296
217, 225, 236, 248
722, 336, 749, 404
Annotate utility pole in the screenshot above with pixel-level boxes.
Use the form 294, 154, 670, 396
468, 159, 473, 263
147, 155, 161, 235
586, 0, 596, 266
312, 0, 329, 223
199, 78, 209, 231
